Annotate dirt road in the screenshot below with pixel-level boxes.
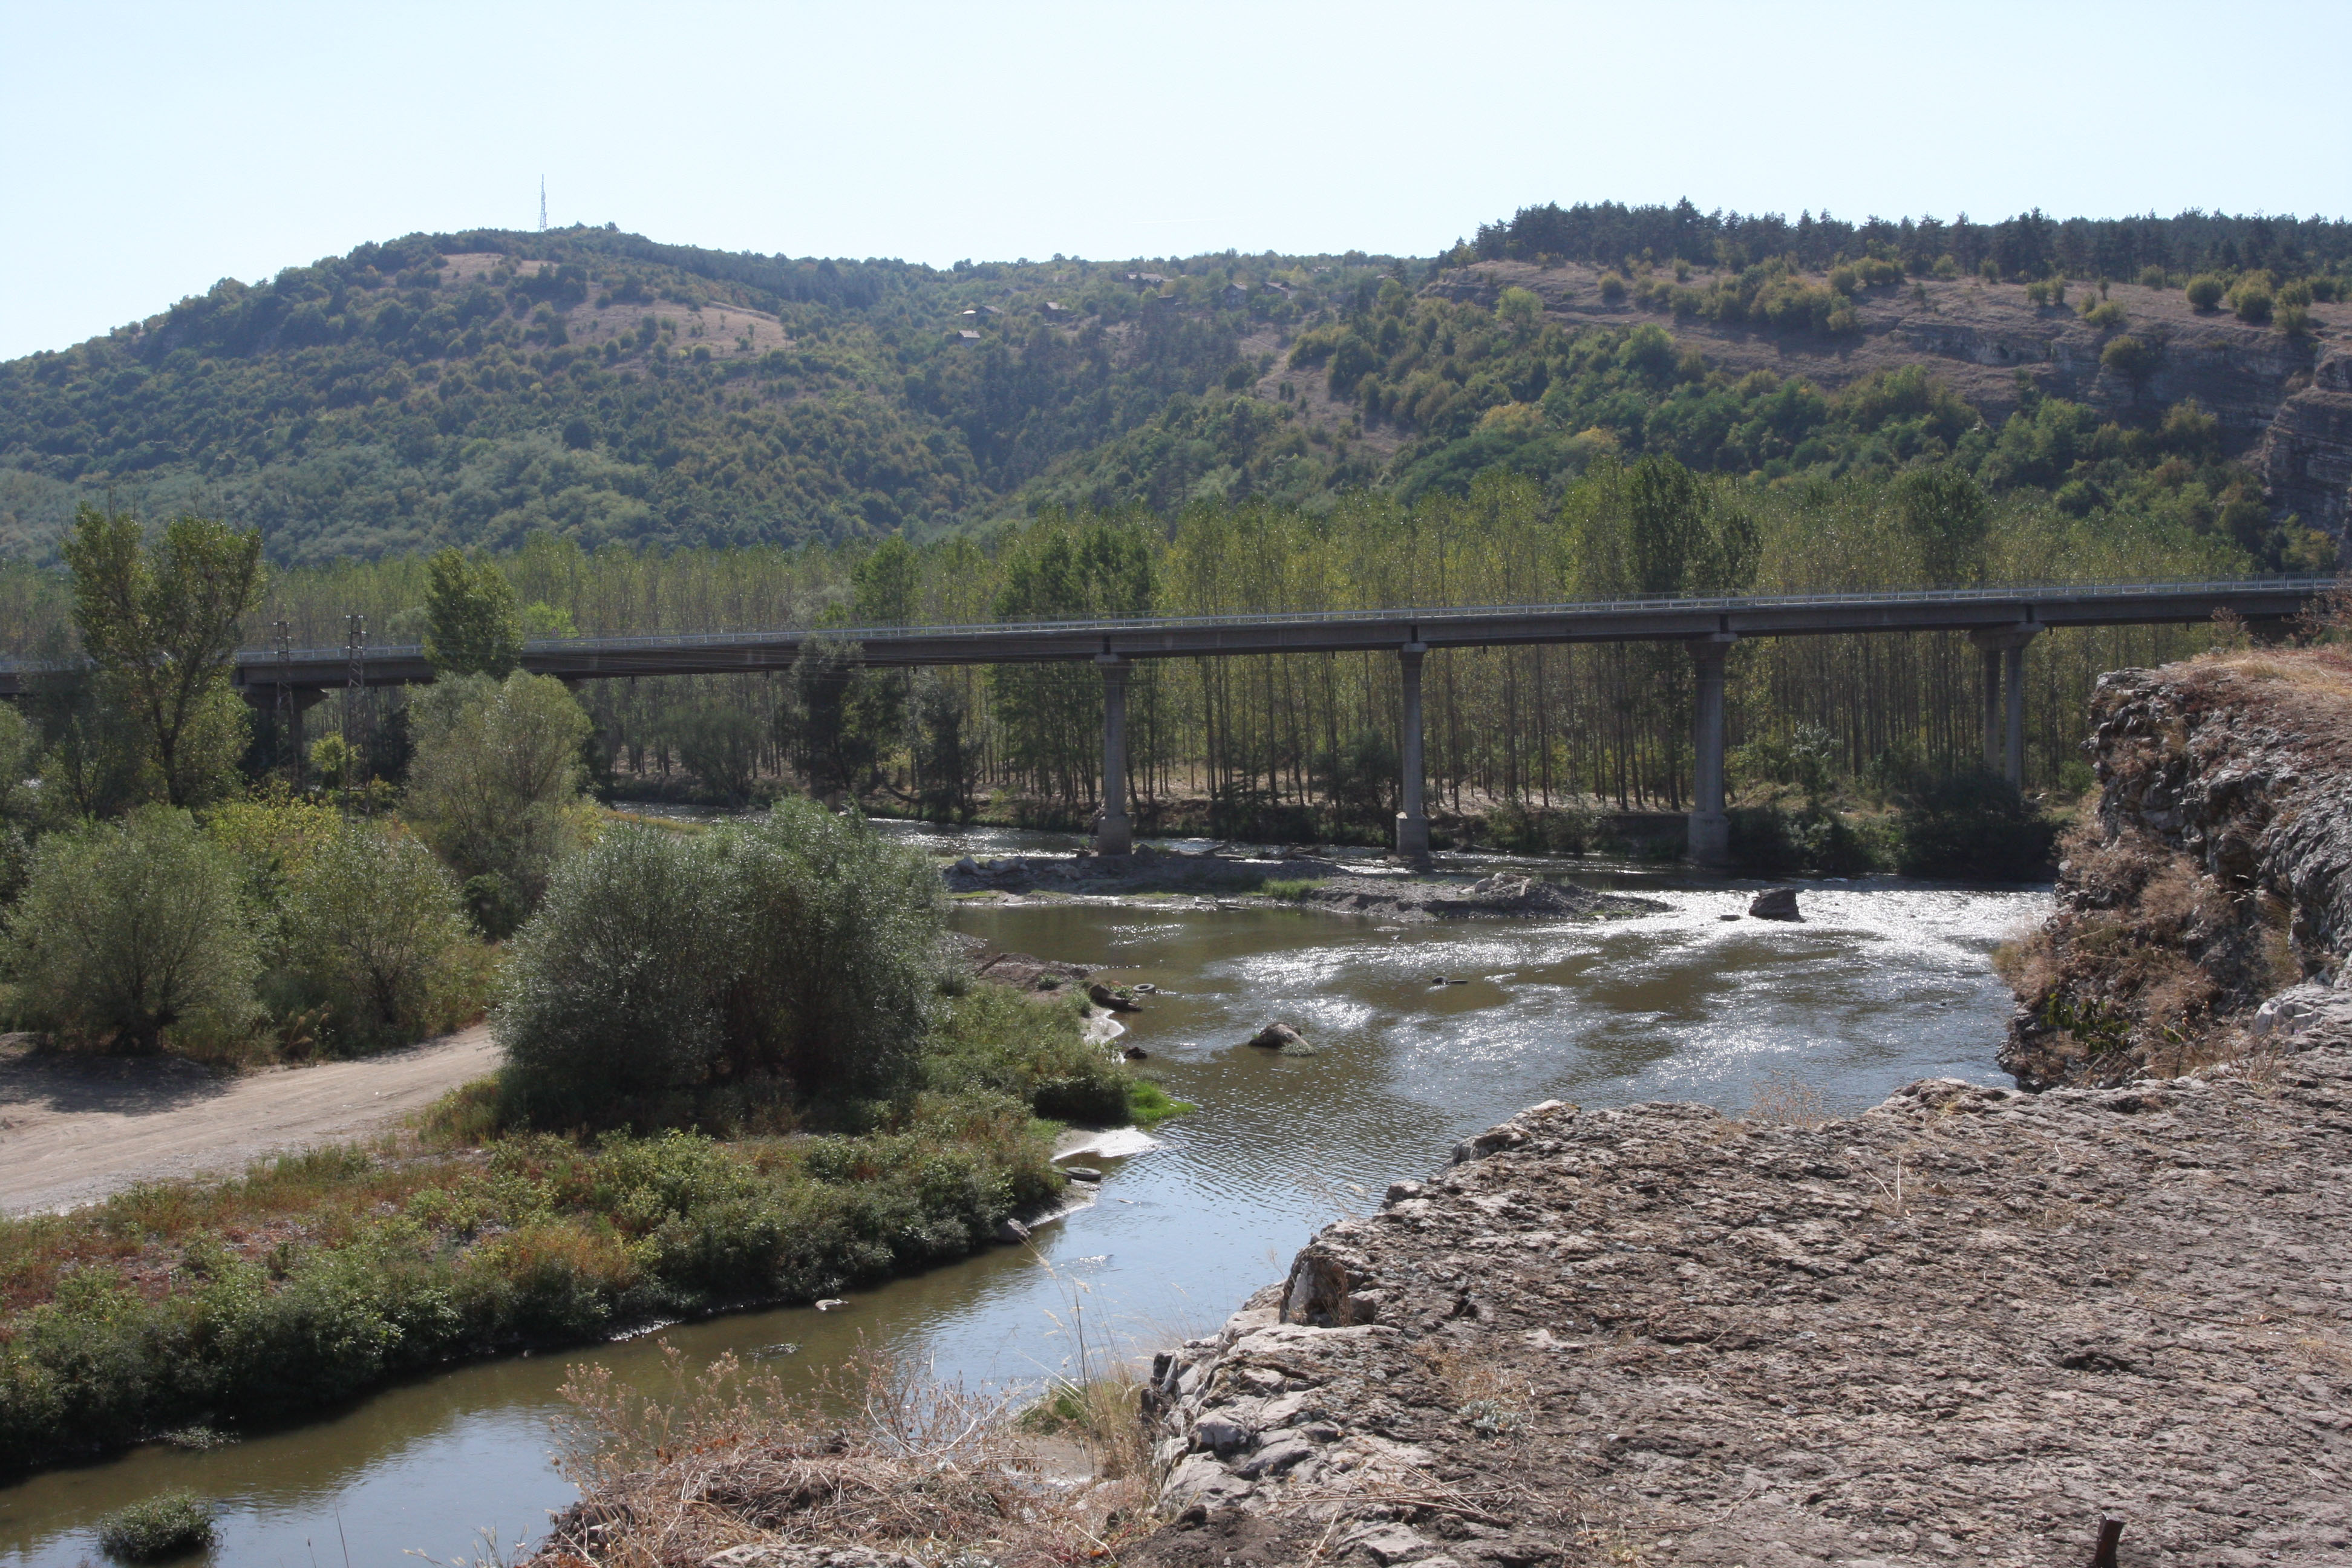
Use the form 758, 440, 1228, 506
0, 1026, 501, 1215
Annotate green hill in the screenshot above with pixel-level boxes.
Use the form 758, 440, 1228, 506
2, 204, 2345, 568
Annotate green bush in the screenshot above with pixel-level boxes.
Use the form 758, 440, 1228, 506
2137, 265, 2168, 289
1895, 769, 2056, 879
94, 1491, 214, 1561
2278, 303, 2312, 338
498, 800, 943, 1127
1726, 804, 1883, 877
2100, 335, 2160, 382
278, 820, 477, 1050
7, 808, 256, 1051
2232, 284, 2274, 324
2080, 298, 2126, 328
2184, 275, 2226, 310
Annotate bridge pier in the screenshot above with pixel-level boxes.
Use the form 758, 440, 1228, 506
1396, 641, 1429, 858
1688, 633, 1736, 864
1094, 655, 1132, 855
1968, 625, 2040, 785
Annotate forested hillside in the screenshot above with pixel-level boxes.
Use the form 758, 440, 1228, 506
2, 203, 2345, 566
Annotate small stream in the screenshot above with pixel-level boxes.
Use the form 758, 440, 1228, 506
0, 831, 2047, 1566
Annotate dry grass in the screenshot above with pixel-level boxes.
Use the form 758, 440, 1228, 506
532, 1341, 1147, 1567
1743, 1071, 1831, 1129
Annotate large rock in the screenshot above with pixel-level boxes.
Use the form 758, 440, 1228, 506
1244, 1022, 1305, 1051
1135, 1050, 2352, 1563
1748, 886, 1802, 921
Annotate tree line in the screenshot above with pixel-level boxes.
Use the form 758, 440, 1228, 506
0, 460, 2243, 871
1467, 199, 2352, 284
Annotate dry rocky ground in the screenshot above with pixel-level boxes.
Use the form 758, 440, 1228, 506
1132, 1040, 2352, 1567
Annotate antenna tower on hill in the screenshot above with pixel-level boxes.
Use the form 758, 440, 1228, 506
538, 177, 547, 232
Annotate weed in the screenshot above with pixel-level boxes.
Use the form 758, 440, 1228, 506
1258, 877, 1326, 902
1125, 1079, 1195, 1126
94, 1492, 213, 1561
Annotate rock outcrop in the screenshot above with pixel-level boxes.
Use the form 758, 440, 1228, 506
1132, 1059, 2352, 1566
2001, 648, 2352, 1088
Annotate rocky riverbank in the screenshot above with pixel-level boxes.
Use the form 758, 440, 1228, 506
2001, 647, 2352, 1088
1132, 1036, 2352, 1567
945, 848, 1663, 922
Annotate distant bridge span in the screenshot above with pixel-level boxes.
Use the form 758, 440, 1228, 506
1, 576, 2332, 862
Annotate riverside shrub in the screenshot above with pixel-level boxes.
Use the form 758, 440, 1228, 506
0, 1108, 1058, 1469
6, 808, 257, 1051
278, 820, 480, 1051
1896, 769, 2057, 879
497, 799, 943, 1127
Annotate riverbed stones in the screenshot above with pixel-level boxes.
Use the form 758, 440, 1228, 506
1126, 1050, 2352, 1566
1747, 885, 1802, 920
702, 1549, 923, 1568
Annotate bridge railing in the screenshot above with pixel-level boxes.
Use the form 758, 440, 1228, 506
0, 575, 2336, 676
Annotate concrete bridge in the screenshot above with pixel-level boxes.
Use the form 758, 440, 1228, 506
3, 577, 2331, 862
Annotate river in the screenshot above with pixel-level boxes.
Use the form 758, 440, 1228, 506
0, 833, 2045, 1566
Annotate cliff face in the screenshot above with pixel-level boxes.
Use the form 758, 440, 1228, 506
2000, 647, 2352, 1089
1133, 1062, 2352, 1567
2259, 347, 2352, 538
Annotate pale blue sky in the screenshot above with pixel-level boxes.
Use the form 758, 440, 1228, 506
3, 0, 2347, 361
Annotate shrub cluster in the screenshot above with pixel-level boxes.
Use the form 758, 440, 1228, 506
497, 800, 945, 1127
93, 1491, 214, 1561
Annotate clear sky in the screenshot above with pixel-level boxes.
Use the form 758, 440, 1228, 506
4, 0, 2347, 362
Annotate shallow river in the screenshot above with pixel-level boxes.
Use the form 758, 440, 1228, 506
0, 834, 2045, 1566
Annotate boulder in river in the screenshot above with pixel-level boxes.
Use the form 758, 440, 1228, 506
1246, 1022, 1306, 1050
1748, 886, 1803, 921
992, 1217, 1031, 1244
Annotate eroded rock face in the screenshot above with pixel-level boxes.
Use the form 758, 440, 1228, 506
1129, 1064, 2352, 1566
2256, 348, 2352, 544
2001, 653, 2352, 1088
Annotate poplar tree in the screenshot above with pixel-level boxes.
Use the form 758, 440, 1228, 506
61, 505, 264, 809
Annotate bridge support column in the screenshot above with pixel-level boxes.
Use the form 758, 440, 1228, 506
1396, 641, 1429, 858
1094, 655, 1132, 855
1969, 624, 2040, 786
1688, 633, 1736, 865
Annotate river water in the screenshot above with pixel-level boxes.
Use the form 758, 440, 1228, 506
0, 833, 2045, 1566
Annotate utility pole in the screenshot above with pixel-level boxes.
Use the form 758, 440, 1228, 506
344, 614, 371, 792
539, 177, 547, 233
